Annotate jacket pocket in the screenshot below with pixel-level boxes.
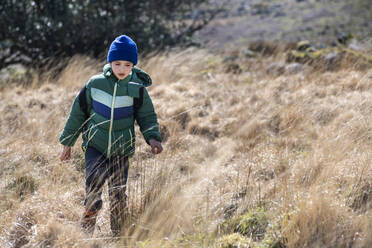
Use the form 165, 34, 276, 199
84, 123, 108, 155
86, 123, 98, 146
111, 128, 135, 156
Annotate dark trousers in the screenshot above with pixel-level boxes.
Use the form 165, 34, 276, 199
84, 146, 129, 234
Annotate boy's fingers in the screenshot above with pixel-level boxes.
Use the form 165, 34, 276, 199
152, 145, 158, 154
149, 140, 163, 154
151, 145, 156, 154
60, 149, 71, 161
157, 144, 163, 154
152, 144, 163, 154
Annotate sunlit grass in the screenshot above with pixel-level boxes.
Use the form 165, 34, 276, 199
0, 44, 372, 247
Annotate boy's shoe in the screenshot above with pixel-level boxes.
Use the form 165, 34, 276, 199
81, 209, 98, 234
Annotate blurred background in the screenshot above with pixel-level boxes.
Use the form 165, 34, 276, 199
0, 1, 372, 248
1, 0, 371, 73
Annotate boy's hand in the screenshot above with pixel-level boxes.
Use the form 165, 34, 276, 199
60, 146, 72, 161
149, 139, 163, 155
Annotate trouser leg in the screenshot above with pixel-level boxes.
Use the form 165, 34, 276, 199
84, 147, 109, 212
82, 147, 109, 233
108, 155, 129, 236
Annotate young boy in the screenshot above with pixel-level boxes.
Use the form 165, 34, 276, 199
59, 35, 163, 236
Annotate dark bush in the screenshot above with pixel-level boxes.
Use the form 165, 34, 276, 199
0, 0, 220, 70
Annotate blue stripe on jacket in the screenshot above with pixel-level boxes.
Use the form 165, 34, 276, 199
92, 100, 134, 120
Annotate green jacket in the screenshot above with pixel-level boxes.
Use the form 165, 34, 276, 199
59, 64, 162, 158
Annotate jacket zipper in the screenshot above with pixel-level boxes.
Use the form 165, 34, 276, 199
107, 81, 118, 157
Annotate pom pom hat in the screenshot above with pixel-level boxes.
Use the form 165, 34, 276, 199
107, 35, 138, 65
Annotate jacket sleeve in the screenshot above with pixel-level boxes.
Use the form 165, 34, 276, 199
59, 87, 90, 146
135, 88, 162, 144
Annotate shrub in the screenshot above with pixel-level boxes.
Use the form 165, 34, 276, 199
214, 233, 254, 248
221, 208, 269, 241
0, 0, 220, 70
7, 174, 38, 200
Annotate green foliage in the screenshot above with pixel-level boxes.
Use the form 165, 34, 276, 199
72, 156, 85, 173
214, 233, 254, 248
7, 174, 38, 200
0, 65, 32, 89
0, 0, 219, 70
221, 208, 269, 241
259, 229, 286, 248
177, 232, 215, 247
251, 2, 271, 16
287, 40, 372, 71
135, 232, 214, 248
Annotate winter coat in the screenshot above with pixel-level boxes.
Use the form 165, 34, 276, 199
59, 64, 162, 158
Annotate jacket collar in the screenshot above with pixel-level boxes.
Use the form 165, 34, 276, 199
102, 63, 152, 87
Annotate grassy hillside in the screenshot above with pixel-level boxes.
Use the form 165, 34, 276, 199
1, 44, 372, 247
197, 0, 372, 50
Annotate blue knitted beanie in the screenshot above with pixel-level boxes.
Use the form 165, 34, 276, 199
107, 35, 138, 65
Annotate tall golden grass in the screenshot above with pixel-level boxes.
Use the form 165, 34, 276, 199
0, 45, 371, 247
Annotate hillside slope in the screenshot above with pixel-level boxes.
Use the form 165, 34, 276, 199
1, 47, 372, 247
197, 0, 372, 50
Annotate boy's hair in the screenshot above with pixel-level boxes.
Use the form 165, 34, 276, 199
107, 35, 138, 65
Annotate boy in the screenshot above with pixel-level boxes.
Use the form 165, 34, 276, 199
59, 35, 163, 236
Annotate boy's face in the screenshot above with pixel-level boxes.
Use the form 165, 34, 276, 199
111, 60, 134, 80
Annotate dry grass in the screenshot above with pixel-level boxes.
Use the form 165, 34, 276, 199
0, 45, 372, 247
